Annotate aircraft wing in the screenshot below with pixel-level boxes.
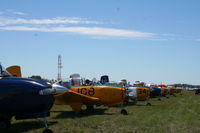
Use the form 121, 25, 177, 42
54, 90, 100, 105
54, 90, 100, 112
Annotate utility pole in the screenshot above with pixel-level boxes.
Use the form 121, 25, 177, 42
57, 55, 62, 81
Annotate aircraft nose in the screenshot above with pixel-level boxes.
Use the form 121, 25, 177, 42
52, 83, 69, 94
39, 87, 56, 95
128, 91, 136, 98
127, 87, 137, 99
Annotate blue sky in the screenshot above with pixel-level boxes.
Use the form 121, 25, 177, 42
0, 0, 200, 85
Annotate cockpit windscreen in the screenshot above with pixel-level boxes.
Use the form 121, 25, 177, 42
0, 64, 12, 77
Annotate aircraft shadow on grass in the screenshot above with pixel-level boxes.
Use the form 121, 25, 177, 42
122, 101, 158, 107
52, 108, 113, 119
0, 121, 57, 133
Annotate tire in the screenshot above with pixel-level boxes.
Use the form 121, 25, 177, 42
120, 109, 128, 115
43, 129, 53, 133
146, 102, 151, 106
158, 98, 161, 101
86, 105, 94, 112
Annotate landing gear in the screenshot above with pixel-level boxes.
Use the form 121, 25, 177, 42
119, 104, 128, 115
146, 102, 151, 106
86, 105, 94, 112
120, 109, 128, 115
145, 98, 152, 106
158, 95, 162, 101
131, 99, 137, 105
43, 129, 53, 133
42, 117, 53, 133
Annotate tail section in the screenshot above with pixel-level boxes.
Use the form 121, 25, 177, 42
6, 65, 22, 77
100, 75, 109, 84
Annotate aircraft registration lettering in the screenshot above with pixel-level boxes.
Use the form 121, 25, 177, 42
77, 87, 95, 96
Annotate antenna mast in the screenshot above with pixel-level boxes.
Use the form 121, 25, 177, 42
57, 55, 62, 81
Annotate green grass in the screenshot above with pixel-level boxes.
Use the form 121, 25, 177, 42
1, 91, 200, 133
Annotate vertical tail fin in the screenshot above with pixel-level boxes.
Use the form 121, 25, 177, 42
100, 75, 109, 84
6, 65, 22, 77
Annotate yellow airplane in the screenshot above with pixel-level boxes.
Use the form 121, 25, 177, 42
119, 80, 151, 101
166, 85, 182, 95
169, 88, 176, 95
53, 82, 127, 114
162, 87, 169, 96
135, 87, 150, 101
126, 81, 151, 105
175, 88, 182, 94
127, 86, 151, 105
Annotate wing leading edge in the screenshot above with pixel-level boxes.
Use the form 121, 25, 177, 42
54, 90, 100, 112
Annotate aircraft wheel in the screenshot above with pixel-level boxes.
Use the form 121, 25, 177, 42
120, 109, 128, 115
79, 109, 84, 115
146, 102, 151, 106
43, 129, 53, 133
86, 105, 94, 112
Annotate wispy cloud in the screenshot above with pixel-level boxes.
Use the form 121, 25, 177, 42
0, 17, 102, 26
0, 9, 27, 16
12, 11, 27, 16
0, 10, 199, 41
0, 26, 154, 38
0, 12, 155, 39
0, 11, 157, 39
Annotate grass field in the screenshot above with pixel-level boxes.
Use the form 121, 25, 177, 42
1, 90, 200, 133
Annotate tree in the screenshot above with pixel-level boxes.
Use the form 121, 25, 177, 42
30, 75, 42, 80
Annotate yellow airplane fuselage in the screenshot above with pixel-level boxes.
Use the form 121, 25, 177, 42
175, 88, 182, 94
169, 87, 176, 95
161, 87, 169, 96
136, 87, 150, 101
70, 85, 125, 106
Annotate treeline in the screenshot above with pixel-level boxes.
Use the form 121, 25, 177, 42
29, 75, 54, 83
170, 84, 200, 88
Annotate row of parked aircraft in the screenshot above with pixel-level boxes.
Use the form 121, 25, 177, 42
0, 64, 182, 133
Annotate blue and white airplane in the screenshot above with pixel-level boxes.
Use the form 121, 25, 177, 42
0, 64, 56, 133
